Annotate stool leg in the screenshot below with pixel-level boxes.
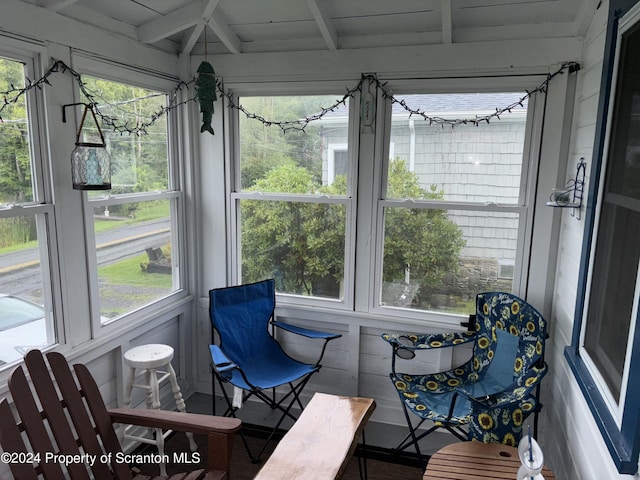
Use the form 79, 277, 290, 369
139, 369, 157, 442
124, 366, 136, 407
148, 368, 167, 477
148, 368, 161, 409
120, 366, 137, 443
167, 363, 198, 451
155, 425, 167, 477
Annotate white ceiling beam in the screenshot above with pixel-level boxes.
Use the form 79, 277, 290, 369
138, 0, 202, 44
181, 0, 221, 55
305, 0, 338, 50
202, 0, 221, 20
206, 15, 242, 54
40, 0, 79, 11
182, 21, 205, 56
574, 0, 601, 38
441, 0, 452, 44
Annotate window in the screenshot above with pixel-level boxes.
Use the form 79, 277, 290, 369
378, 93, 529, 314
328, 145, 348, 184
0, 54, 56, 368
566, 1, 640, 473
80, 76, 183, 324
234, 95, 352, 302
230, 85, 538, 318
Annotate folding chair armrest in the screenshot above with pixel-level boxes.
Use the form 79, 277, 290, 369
210, 345, 237, 373
382, 331, 476, 350
272, 320, 341, 340
271, 321, 341, 369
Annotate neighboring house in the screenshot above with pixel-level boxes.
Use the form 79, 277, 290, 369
320, 93, 527, 295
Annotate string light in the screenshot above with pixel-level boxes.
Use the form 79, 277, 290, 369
216, 83, 357, 134
0, 60, 193, 136
220, 61, 580, 131
380, 61, 578, 128
0, 59, 580, 136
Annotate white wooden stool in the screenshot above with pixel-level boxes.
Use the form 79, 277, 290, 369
123, 344, 197, 476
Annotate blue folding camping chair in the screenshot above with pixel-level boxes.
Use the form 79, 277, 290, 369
209, 279, 341, 462
382, 292, 548, 466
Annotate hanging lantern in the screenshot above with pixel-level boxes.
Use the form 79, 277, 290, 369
71, 104, 111, 190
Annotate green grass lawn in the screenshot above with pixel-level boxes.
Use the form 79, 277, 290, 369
94, 201, 170, 233
0, 239, 38, 255
98, 253, 172, 288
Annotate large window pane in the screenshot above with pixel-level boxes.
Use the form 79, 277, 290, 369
82, 76, 181, 323
381, 208, 519, 313
0, 57, 34, 205
381, 92, 528, 315
0, 56, 54, 368
239, 96, 350, 192
0, 213, 54, 367
240, 199, 346, 299
81, 76, 169, 194
236, 94, 351, 300
0, 215, 56, 367
584, 203, 640, 401
582, 22, 640, 402
387, 93, 527, 204
93, 199, 175, 320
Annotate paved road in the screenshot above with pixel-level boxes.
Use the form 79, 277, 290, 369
0, 218, 171, 296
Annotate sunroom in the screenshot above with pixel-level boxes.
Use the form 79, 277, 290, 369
0, 0, 638, 478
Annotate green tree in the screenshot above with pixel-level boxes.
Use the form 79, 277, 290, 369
241, 158, 465, 305
0, 58, 37, 248
81, 76, 169, 198
383, 158, 466, 307
239, 96, 337, 189
0, 58, 32, 205
241, 162, 345, 296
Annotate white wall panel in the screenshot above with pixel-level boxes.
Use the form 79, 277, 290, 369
544, 1, 632, 478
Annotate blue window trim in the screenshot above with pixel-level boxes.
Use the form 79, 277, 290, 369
565, 0, 640, 474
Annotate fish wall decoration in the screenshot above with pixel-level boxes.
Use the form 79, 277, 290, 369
196, 61, 217, 135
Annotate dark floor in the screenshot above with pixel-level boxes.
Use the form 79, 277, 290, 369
135, 427, 425, 479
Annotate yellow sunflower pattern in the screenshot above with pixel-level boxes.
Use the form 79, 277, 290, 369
383, 292, 548, 446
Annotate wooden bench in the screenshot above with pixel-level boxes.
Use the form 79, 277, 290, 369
254, 392, 376, 480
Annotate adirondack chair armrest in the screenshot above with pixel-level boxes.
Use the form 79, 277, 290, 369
109, 408, 240, 434
109, 408, 241, 472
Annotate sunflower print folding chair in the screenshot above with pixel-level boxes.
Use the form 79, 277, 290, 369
382, 292, 548, 464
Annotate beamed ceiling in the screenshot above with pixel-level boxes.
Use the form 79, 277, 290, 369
16, 0, 600, 56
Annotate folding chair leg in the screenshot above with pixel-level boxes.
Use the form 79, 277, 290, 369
445, 425, 469, 441
250, 378, 312, 461
396, 401, 427, 467
533, 382, 542, 438
212, 374, 262, 463
212, 372, 316, 464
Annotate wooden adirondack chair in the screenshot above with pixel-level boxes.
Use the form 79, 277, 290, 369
0, 349, 241, 480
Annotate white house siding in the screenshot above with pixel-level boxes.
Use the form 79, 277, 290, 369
321, 107, 527, 260
544, 2, 635, 479
391, 116, 526, 261
321, 110, 526, 299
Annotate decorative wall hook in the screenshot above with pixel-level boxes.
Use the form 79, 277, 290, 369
63, 103, 112, 190
546, 157, 586, 220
